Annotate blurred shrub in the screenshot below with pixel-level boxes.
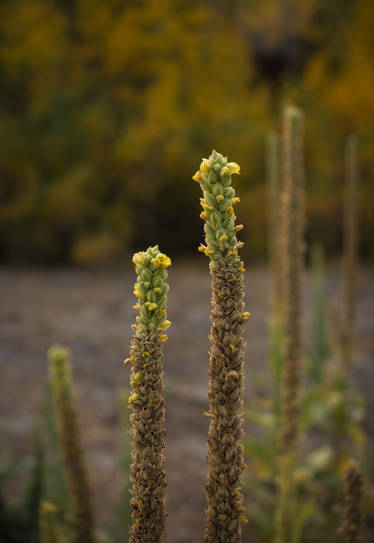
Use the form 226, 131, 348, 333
0, 0, 373, 263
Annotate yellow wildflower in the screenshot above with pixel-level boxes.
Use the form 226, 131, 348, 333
132, 252, 146, 266
192, 171, 202, 182
227, 162, 240, 175
200, 159, 210, 173
133, 284, 142, 298
160, 320, 171, 331
145, 302, 158, 311
152, 254, 171, 268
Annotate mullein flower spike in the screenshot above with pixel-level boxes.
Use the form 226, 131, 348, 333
127, 246, 170, 543
193, 150, 243, 269
48, 345, 95, 543
195, 151, 247, 543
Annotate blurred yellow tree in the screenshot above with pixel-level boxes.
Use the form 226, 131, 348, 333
0, 0, 372, 262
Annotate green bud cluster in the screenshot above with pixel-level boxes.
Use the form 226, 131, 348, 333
132, 245, 171, 337
193, 150, 244, 269
48, 344, 73, 391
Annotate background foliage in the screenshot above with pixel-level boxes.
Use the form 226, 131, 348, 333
0, 0, 373, 263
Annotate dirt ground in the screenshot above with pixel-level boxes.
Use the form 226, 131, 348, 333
0, 263, 373, 542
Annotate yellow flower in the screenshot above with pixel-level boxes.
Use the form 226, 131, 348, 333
200, 212, 207, 220
219, 234, 228, 243
200, 159, 210, 173
239, 266, 246, 273
160, 319, 171, 331
235, 224, 244, 232
129, 394, 138, 404
227, 162, 240, 175
236, 241, 244, 249
232, 197, 240, 204
216, 194, 224, 202
132, 252, 146, 266
145, 302, 158, 311
242, 312, 251, 322
161, 334, 168, 342
130, 372, 142, 386
154, 287, 161, 294
192, 171, 202, 182
226, 206, 234, 215
152, 254, 172, 268
198, 244, 207, 252
220, 166, 230, 176
133, 284, 143, 298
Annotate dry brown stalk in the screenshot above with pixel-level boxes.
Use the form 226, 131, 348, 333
340, 459, 363, 543
266, 131, 282, 313
275, 105, 305, 543
342, 134, 359, 369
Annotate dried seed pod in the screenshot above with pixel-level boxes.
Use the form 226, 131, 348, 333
127, 245, 170, 543
195, 150, 248, 543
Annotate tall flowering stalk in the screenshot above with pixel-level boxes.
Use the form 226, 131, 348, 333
48, 345, 95, 543
340, 460, 363, 543
342, 135, 359, 370
124, 245, 171, 543
275, 106, 305, 543
266, 132, 282, 313
193, 150, 249, 543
